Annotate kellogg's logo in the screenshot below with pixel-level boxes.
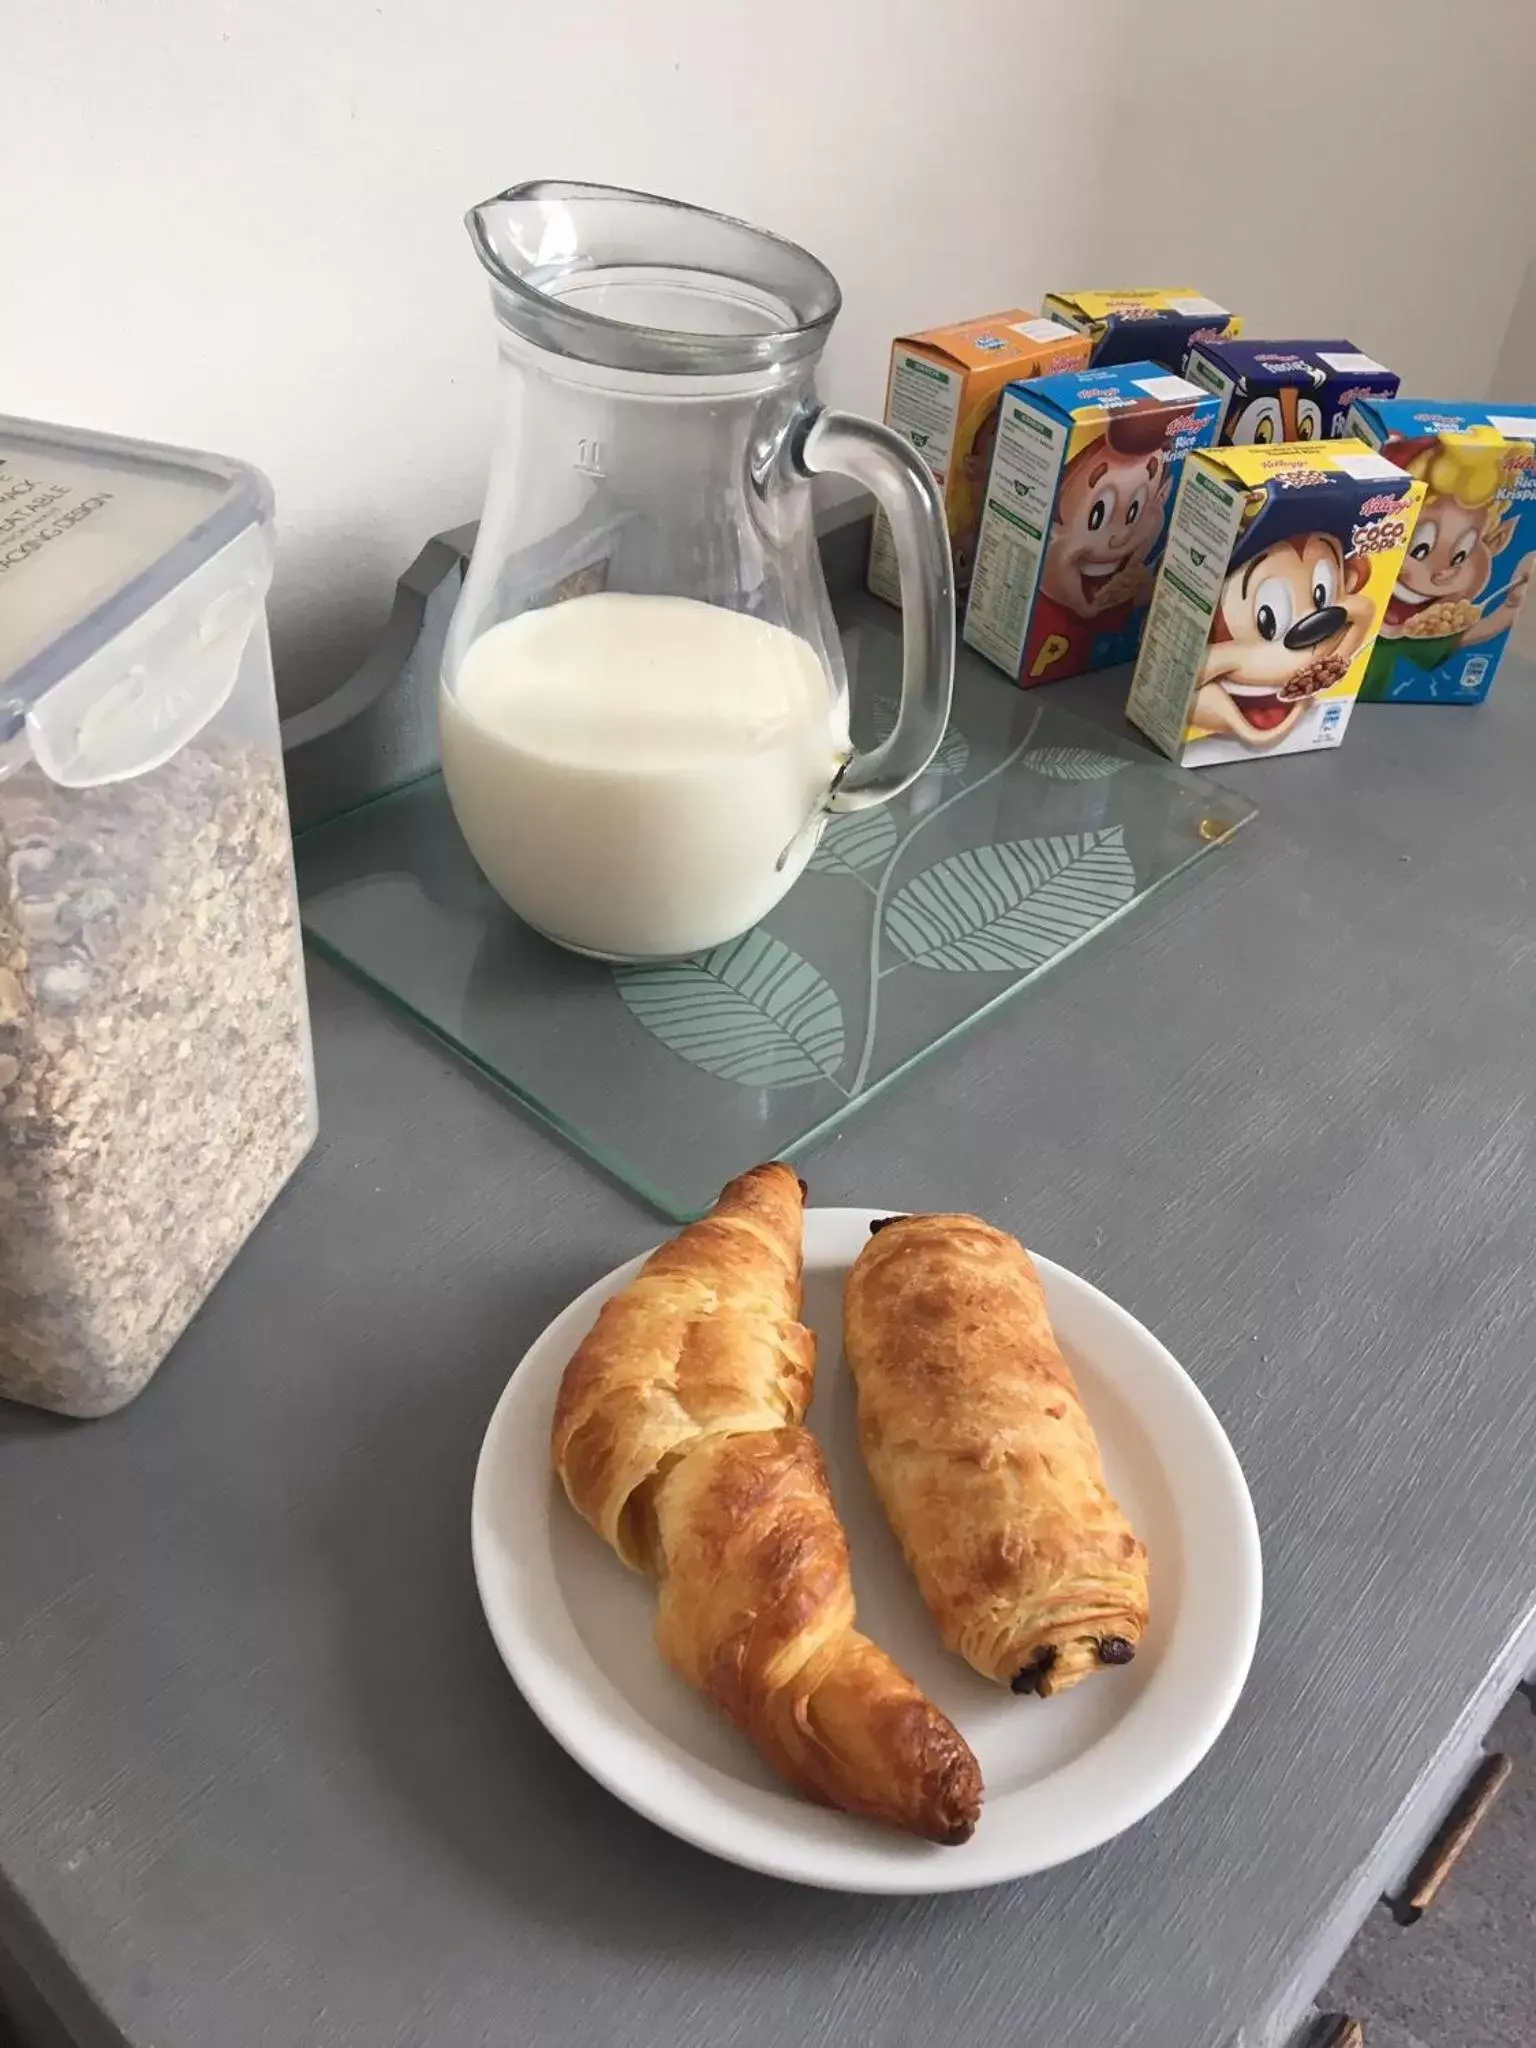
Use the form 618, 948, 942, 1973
1359, 493, 1404, 516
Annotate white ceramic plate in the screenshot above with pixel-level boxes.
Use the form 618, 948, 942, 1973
471, 1208, 1262, 1892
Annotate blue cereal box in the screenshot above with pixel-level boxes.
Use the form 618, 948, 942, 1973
1347, 398, 1536, 705
963, 362, 1222, 687
1184, 339, 1399, 444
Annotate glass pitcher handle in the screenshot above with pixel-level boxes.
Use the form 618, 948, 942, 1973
794, 410, 956, 812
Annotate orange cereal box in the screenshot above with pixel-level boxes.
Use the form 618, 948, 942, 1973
867, 310, 1089, 605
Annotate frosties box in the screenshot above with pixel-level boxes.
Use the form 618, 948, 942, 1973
1184, 339, 1400, 445
963, 362, 1221, 688
1125, 440, 1424, 767
1040, 289, 1241, 372
867, 311, 1090, 606
1345, 397, 1536, 705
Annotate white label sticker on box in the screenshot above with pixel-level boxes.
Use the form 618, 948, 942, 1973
1317, 351, 1391, 376
1331, 452, 1406, 481
1011, 318, 1078, 344
1169, 296, 1229, 318
1487, 414, 1536, 441
1134, 374, 1206, 403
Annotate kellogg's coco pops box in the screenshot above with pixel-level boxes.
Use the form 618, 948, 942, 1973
1345, 398, 1536, 704
1125, 441, 1424, 767
1040, 289, 1241, 371
1184, 339, 1399, 444
867, 311, 1089, 606
963, 362, 1221, 687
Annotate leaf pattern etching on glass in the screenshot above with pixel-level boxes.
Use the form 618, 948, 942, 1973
615, 931, 845, 1087
1023, 746, 1130, 782
884, 828, 1137, 974
808, 806, 898, 878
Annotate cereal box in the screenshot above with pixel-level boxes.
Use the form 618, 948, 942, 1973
867, 311, 1089, 606
1125, 440, 1424, 766
1345, 397, 1536, 705
963, 362, 1221, 688
1184, 339, 1399, 444
1040, 289, 1241, 372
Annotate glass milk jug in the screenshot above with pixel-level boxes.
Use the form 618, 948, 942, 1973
440, 180, 954, 962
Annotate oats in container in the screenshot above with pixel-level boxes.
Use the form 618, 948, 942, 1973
0, 415, 316, 1417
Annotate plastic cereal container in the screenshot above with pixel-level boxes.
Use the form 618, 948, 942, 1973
0, 415, 317, 1416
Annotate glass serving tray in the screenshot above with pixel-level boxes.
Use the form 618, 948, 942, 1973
295, 620, 1254, 1218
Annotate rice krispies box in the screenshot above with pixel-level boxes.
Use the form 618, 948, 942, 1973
1345, 398, 1536, 705
867, 311, 1090, 607
963, 362, 1221, 688
1040, 289, 1241, 371
1184, 339, 1399, 444
1125, 440, 1425, 767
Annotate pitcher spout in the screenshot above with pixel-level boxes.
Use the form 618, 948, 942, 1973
464, 179, 840, 377
467, 181, 589, 296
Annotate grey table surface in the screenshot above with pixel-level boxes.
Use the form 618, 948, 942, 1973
5, 620, 1536, 2048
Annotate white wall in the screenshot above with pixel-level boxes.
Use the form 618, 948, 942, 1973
1491, 252, 1536, 655
8, 0, 1535, 708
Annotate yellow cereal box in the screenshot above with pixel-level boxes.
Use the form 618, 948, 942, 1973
867, 311, 1090, 605
1041, 289, 1241, 372
1125, 440, 1425, 767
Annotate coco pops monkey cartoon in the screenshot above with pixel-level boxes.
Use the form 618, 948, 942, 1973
1192, 484, 1380, 749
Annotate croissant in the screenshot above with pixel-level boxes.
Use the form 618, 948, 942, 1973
551, 1164, 982, 1844
844, 1213, 1149, 1699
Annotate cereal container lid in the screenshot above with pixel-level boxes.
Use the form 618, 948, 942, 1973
0, 415, 274, 788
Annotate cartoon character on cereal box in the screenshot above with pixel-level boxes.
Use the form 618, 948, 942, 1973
1190, 484, 1380, 750
1229, 367, 1326, 445
1358, 436, 1536, 701
1024, 402, 1177, 681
